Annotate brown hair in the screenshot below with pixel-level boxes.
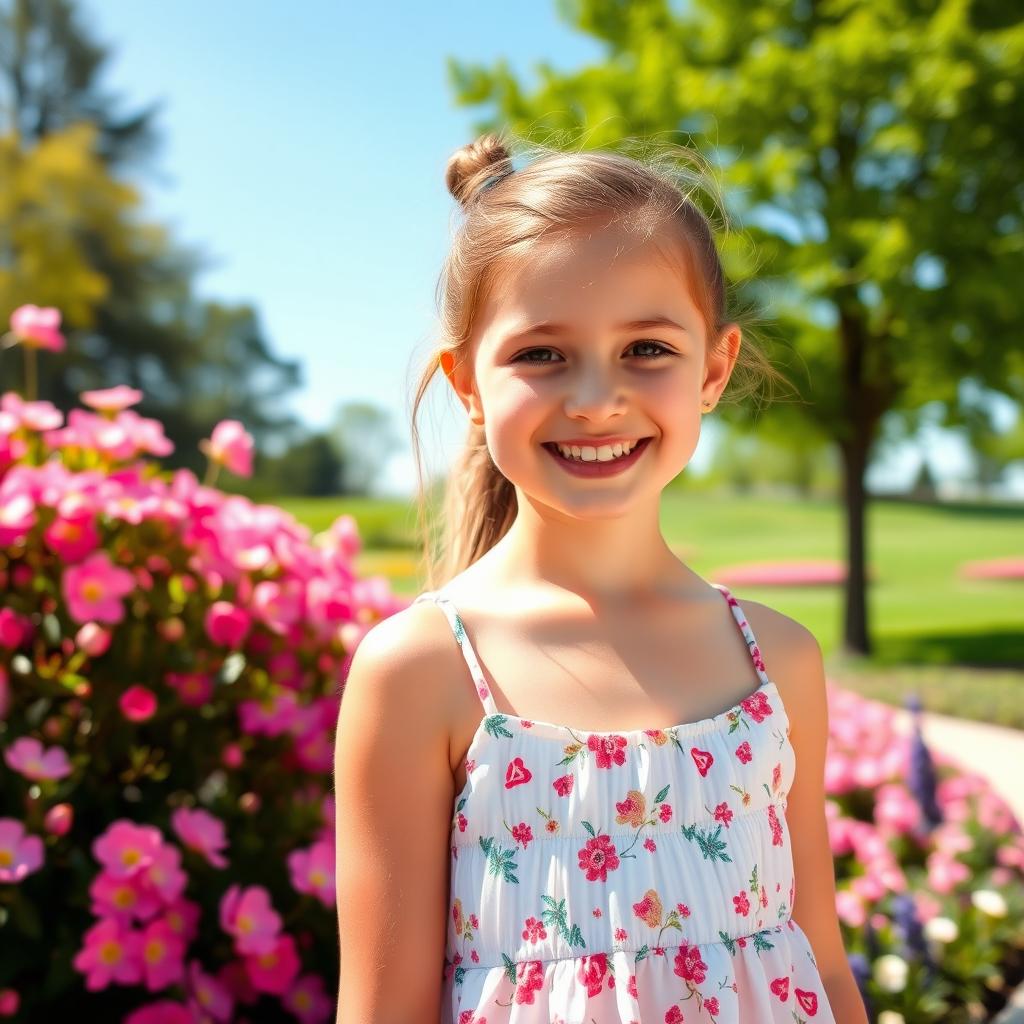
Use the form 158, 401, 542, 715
409, 128, 791, 591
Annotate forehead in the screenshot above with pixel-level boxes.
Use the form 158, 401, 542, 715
476, 221, 697, 347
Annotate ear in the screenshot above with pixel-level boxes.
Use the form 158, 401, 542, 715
439, 349, 485, 427
701, 323, 741, 410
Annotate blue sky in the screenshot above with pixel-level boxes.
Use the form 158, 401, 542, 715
83, 0, 1017, 498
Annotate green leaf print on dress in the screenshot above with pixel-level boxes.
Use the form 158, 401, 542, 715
680, 820, 733, 863
539, 894, 586, 949
479, 835, 519, 883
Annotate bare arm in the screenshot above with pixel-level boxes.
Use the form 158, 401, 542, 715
333, 607, 455, 1024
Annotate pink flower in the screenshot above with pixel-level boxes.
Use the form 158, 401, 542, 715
136, 916, 186, 991
577, 834, 620, 882
76, 622, 112, 656
72, 916, 144, 990
220, 884, 282, 955
8, 304, 65, 352
0, 819, 44, 882
522, 916, 547, 943
44, 802, 74, 837
282, 972, 333, 1024
0, 990, 19, 1016
238, 689, 300, 737
92, 820, 164, 879
553, 773, 574, 796
205, 601, 251, 648
142, 842, 188, 903
186, 959, 235, 1022
120, 685, 158, 722
43, 507, 100, 563
89, 869, 163, 923
587, 733, 628, 769
4, 736, 72, 781
124, 1001, 193, 1024
165, 670, 214, 708
171, 807, 229, 868
0, 493, 35, 547
80, 385, 144, 415
510, 822, 534, 849
62, 550, 136, 625
0, 607, 30, 648
287, 839, 334, 907
243, 931, 301, 995
201, 420, 254, 477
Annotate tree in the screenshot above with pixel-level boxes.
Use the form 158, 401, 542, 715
446, 0, 1024, 655
329, 401, 401, 496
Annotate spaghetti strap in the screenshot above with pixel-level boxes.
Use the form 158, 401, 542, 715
411, 590, 500, 717
711, 582, 771, 686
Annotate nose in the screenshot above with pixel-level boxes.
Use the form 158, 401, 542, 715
562, 367, 629, 422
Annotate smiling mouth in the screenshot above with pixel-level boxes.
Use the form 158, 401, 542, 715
543, 437, 653, 463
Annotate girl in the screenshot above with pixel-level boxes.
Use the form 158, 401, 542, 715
333, 131, 867, 1024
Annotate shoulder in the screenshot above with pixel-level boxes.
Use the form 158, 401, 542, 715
338, 598, 464, 741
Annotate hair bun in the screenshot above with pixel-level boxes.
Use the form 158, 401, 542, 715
445, 132, 513, 207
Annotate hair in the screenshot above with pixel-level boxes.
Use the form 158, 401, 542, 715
409, 128, 792, 591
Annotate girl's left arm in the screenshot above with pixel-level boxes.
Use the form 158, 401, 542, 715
777, 619, 870, 1024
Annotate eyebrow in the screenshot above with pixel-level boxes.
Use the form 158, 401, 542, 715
499, 315, 688, 346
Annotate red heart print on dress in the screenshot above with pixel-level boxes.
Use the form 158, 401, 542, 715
690, 747, 714, 777
795, 988, 819, 1015
769, 976, 789, 1001
505, 757, 533, 789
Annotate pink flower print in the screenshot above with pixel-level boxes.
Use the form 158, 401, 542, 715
244, 931, 301, 995
522, 916, 547, 943
632, 889, 663, 928
578, 834, 620, 882
627, 974, 638, 997
62, 550, 136, 625
770, 976, 789, 1001
733, 890, 750, 916
795, 988, 820, 1016
219, 884, 282, 956
577, 953, 608, 997
545, 819, 560, 834
456, 813, 468, 832
760, 884, 769, 909
553, 774, 574, 796
704, 996, 720, 1016
767, 805, 784, 846
0, 818, 44, 883
643, 837, 656, 852
593, 908, 602, 918
504, 757, 532, 789
658, 803, 672, 823
644, 729, 669, 746
469, 913, 479, 928
73, 916, 143, 990
452, 898, 464, 934
93, 820, 163, 879
171, 807, 229, 868
739, 689, 772, 723
672, 941, 708, 984
615, 790, 647, 828
465, 758, 476, 775
587, 734, 627, 769
713, 801, 734, 828
139, 917, 185, 991
470, 949, 479, 963
690, 746, 714, 777
521, 720, 534, 729
4, 736, 72, 781
676, 902, 691, 918
614, 926, 628, 942
736, 740, 752, 764
772, 761, 782, 793
514, 960, 544, 1004
510, 823, 534, 849
665, 1009, 684, 1024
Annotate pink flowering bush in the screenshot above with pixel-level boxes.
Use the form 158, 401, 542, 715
712, 559, 854, 587
826, 685, 1024, 1020
0, 306, 402, 1022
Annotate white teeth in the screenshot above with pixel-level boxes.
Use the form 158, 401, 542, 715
553, 439, 640, 463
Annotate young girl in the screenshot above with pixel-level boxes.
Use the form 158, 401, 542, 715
333, 131, 867, 1024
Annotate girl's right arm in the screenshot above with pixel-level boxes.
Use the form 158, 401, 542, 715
333, 606, 456, 1024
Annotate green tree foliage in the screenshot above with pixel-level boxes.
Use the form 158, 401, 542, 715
0, 0, 303, 478
446, 0, 1024, 653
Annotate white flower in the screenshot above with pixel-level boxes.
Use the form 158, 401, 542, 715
923, 916, 959, 943
878, 1012, 907, 1024
971, 888, 1008, 918
873, 953, 909, 993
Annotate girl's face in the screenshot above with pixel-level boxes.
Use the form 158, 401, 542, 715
448, 220, 740, 519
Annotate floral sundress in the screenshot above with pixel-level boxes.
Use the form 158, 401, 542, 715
412, 582, 836, 1024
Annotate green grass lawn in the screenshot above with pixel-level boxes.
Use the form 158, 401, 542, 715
278, 491, 1024, 728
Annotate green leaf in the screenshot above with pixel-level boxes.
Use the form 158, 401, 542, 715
582, 820, 596, 838
654, 784, 670, 804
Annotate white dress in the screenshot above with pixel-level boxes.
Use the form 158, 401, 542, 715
412, 583, 837, 1024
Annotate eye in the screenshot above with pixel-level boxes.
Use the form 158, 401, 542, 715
512, 340, 674, 364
